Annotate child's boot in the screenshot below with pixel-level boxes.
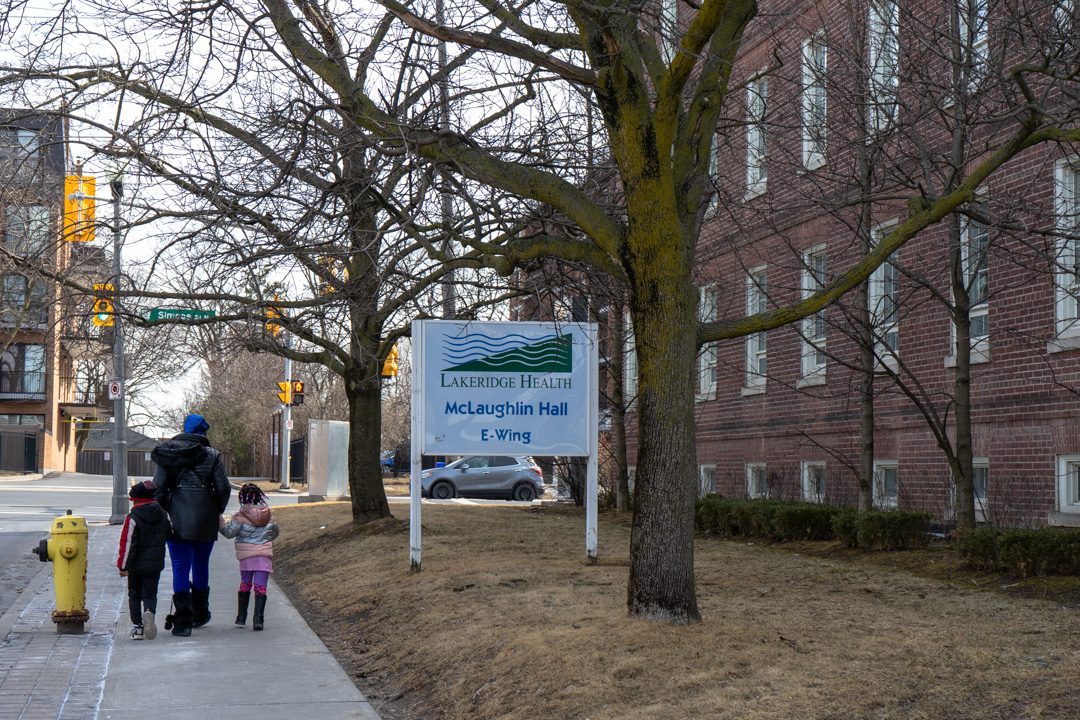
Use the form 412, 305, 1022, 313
235, 591, 250, 626
252, 593, 267, 631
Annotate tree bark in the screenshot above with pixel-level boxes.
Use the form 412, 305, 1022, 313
345, 364, 392, 524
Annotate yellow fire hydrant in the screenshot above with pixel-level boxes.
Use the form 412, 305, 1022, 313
32, 510, 89, 634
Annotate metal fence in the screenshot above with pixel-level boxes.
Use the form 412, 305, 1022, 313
0, 426, 40, 473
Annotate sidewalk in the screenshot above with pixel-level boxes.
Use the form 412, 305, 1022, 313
0, 523, 380, 720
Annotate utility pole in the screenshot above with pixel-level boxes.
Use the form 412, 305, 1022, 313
108, 169, 128, 524
279, 333, 292, 491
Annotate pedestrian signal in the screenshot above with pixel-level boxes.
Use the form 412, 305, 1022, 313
291, 381, 304, 406
380, 345, 399, 378
276, 381, 290, 404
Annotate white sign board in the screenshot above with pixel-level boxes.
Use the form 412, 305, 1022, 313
108, 380, 122, 400
417, 320, 596, 456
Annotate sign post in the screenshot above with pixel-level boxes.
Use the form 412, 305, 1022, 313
409, 320, 599, 570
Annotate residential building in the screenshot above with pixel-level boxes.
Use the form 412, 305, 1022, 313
1, 110, 112, 472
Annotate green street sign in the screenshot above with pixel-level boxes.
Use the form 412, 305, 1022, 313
148, 307, 216, 323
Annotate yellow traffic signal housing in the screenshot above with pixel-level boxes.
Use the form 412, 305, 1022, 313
91, 283, 114, 327
276, 381, 290, 404
64, 175, 96, 242
265, 305, 282, 337
291, 381, 304, 406
381, 344, 399, 378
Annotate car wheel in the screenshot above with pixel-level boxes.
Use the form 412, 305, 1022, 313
512, 483, 536, 502
431, 481, 455, 500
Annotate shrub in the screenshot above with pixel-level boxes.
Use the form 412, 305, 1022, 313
855, 510, 931, 550
772, 503, 843, 541
958, 527, 1080, 577
832, 509, 859, 548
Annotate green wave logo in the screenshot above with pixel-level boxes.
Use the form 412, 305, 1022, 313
443, 333, 572, 372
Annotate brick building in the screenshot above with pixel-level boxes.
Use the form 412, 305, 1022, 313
621, 0, 1080, 526
1, 110, 112, 472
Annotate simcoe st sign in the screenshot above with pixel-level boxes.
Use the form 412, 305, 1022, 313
409, 319, 600, 569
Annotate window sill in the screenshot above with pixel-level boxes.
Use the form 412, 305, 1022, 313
741, 384, 766, 397
1047, 511, 1080, 527
874, 356, 898, 374
801, 156, 826, 173
696, 389, 716, 402
944, 346, 990, 368
796, 372, 826, 388
745, 184, 766, 202
1047, 329, 1080, 354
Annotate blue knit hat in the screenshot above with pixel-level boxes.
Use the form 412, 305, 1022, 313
183, 413, 209, 435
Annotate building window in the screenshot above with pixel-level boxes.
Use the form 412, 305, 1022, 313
746, 74, 768, 198
747, 462, 767, 499
0, 414, 44, 425
708, 136, 719, 213
1054, 158, 1080, 339
4, 205, 49, 256
1053, 0, 1074, 33
661, 0, 678, 63
0, 343, 45, 395
627, 465, 637, 495
698, 284, 718, 398
699, 464, 717, 497
623, 310, 637, 403
802, 461, 826, 503
873, 460, 899, 508
1057, 455, 1080, 514
868, 0, 900, 133
960, 215, 990, 354
869, 222, 900, 366
973, 458, 989, 522
801, 246, 827, 381
1, 274, 47, 326
801, 35, 828, 170
956, 0, 989, 91
745, 267, 767, 391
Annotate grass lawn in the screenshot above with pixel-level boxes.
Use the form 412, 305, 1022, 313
271, 500, 1080, 720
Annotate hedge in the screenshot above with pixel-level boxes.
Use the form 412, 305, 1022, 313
694, 496, 931, 550
957, 527, 1080, 577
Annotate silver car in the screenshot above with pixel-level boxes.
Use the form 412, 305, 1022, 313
421, 455, 545, 501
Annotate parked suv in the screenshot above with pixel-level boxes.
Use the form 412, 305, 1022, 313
421, 455, 545, 501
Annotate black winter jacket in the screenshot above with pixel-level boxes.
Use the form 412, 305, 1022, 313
117, 500, 170, 574
152, 433, 231, 542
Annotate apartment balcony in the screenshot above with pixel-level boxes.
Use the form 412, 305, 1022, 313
0, 371, 45, 401
58, 377, 112, 419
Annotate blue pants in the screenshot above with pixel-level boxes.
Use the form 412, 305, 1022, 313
167, 540, 215, 594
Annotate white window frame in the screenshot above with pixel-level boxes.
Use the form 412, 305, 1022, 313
698, 284, 718, 399
627, 465, 637, 495
15, 129, 39, 159
801, 461, 826, 503
801, 35, 828, 170
747, 462, 767, 499
800, 245, 827, 383
699, 464, 717, 497
956, 0, 989, 92
623, 310, 638, 404
660, 0, 678, 63
1057, 455, 1080, 514
1053, 157, 1080, 346
950, 214, 990, 363
873, 459, 899, 509
972, 457, 989, 523
746, 73, 768, 199
869, 221, 900, 369
867, 0, 900, 134
708, 135, 719, 213
744, 267, 767, 393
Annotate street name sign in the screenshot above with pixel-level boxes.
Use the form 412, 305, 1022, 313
148, 308, 216, 323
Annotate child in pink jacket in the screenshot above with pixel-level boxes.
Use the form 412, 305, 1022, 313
219, 484, 279, 630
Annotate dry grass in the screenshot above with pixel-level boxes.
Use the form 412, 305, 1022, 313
272, 502, 1080, 720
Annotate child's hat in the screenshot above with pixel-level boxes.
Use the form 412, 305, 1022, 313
129, 480, 156, 500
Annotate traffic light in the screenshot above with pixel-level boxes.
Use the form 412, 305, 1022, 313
63, 175, 96, 243
92, 283, 114, 327
276, 381, 291, 404
380, 344, 399, 378
291, 381, 304, 406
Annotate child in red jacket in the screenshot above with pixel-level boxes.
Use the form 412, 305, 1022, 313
117, 480, 171, 640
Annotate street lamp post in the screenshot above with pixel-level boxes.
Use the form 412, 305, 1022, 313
108, 170, 128, 524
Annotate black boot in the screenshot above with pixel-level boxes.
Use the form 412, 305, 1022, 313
235, 591, 250, 626
252, 593, 267, 631
171, 591, 193, 637
191, 588, 211, 628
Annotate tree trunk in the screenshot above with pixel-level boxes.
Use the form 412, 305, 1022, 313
345, 367, 392, 524
625, 225, 700, 623
949, 216, 976, 530
857, 283, 876, 513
